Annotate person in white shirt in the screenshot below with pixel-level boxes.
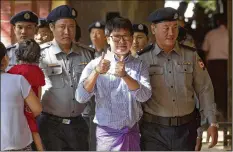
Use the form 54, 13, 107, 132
202, 13, 228, 121
0, 42, 42, 151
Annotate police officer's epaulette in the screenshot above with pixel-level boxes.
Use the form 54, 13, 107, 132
40, 42, 52, 50
76, 42, 95, 59
77, 43, 95, 53
179, 43, 197, 52
137, 43, 154, 56
6, 44, 16, 51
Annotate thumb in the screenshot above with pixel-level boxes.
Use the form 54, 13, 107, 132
101, 51, 105, 60
119, 56, 124, 62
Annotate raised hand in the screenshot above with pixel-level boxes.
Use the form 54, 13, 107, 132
95, 52, 110, 74
115, 56, 127, 77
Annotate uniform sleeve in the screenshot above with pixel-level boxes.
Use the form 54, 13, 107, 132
193, 52, 217, 124
19, 75, 31, 99
75, 59, 97, 103
129, 61, 152, 102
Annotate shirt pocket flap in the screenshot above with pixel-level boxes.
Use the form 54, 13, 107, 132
149, 66, 164, 75
176, 65, 193, 73
45, 66, 62, 76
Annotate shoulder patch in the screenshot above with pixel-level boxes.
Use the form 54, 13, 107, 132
77, 43, 95, 53
179, 43, 197, 52
40, 42, 52, 50
137, 43, 154, 56
6, 44, 16, 51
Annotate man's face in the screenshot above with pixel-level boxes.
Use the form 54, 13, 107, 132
131, 32, 148, 52
90, 28, 106, 46
107, 28, 133, 55
152, 21, 178, 49
13, 22, 37, 43
50, 18, 76, 46
34, 27, 53, 44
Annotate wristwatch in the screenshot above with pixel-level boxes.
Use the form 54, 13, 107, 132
210, 123, 219, 128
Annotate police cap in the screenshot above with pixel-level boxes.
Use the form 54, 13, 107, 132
10, 10, 38, 25
148, 7, 179, 24
88, 21, 105, 33
38, 18, 49, 28
47, 5, 77, 23
132, 24, 148, 36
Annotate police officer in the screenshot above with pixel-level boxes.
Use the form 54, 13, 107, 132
34, 18, 53, 44
131, 23, 149, 57
88, 21, 109, 58
38, 5, 94, 151
139, 7, 218, 151
6, 10, 38, 71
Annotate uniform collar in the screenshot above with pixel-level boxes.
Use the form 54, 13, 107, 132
153, 41, 181, 56
51, 39, 64, 54
51, 39, 80, 55
172, 42, 181, 56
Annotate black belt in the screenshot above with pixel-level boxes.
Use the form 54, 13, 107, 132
42, 112, 83, 124
143, 110, 196, 126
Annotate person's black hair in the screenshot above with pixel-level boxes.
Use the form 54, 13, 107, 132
105, 17, 133, 36
0, 42, 7, 62
15, 39, 41, 63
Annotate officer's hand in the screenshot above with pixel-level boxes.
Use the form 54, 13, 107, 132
115, 56, 126, 77
195, 137, 202, 151
95, 52, 110, 74
206, 126, 218, 148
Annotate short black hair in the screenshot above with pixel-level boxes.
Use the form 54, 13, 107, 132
15, 39, 41, 63
0, 42, 7, 62
105, 17, 133, 36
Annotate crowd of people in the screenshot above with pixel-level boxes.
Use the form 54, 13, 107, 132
1, 4, 226, 151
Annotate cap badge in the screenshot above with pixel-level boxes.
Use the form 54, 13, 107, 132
72, 9, 76, 17
24, 13, 30, 20
95, 22, 101, 27
138, 24, 144, 30
174, 13, 178, 19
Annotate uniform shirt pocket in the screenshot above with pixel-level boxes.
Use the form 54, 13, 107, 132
176, 64, 193, 87
149, 65, 164, 87
44, 66, 65, 89
72, 64, 85, 84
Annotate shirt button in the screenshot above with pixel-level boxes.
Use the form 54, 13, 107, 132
169, 71, 171, 73
173, 99, 175, 102
171, 86, 173, 88
168, 59, 170, 61
52, 71, 54, 74
184, 69, 187, 71
69, 70, 71, 73
73, 98, 75, 100
71, 85, 73, 87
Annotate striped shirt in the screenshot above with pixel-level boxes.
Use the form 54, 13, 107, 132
75, 53, 151, 129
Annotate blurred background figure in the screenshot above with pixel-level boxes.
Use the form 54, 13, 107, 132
34, 18, 53, 44
88, 21, 108, 57
130, 24, 149, 57
202, 13, 228, 121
